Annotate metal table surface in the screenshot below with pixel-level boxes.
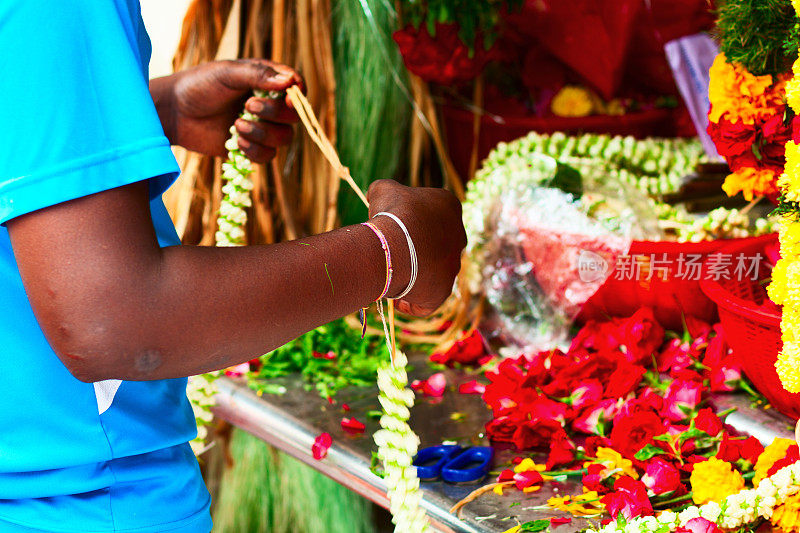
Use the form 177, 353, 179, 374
212, 358, 795, 533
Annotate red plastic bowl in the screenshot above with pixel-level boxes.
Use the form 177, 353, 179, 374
699, 234, 800, 420
577, 236, 778, 331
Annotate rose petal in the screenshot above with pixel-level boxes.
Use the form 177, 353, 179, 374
312, 432, 332, 460
422, 373, 447, 397
224, 362, 250, 377
513, 470, 543, 490
497, 468, 515, 482
341, 417, 366, 434
458, 380, 486, 395
551, 518, 572, 527
312, 351, 337, 360
342, 403, 350, 412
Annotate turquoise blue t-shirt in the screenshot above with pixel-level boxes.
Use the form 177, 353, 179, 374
0, 1, 212, 531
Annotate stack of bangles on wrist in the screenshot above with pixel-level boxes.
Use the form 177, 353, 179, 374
361, 212, 418, 301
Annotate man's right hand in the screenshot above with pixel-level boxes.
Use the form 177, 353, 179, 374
367, 180, 466, 317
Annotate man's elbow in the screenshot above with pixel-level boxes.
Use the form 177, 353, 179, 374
45, 316, 136, 383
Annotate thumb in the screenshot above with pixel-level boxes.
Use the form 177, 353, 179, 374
222, 60, 303, 93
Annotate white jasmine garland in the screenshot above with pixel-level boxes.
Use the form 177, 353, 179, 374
185, 90, 273, 454
374, 350, 429, 532
596, 460, 800, 533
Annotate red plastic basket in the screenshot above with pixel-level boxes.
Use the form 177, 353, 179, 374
577, 236, 776, 331
699, 234, 800, 420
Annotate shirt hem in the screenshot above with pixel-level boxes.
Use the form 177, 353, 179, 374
0, 497, 211, 533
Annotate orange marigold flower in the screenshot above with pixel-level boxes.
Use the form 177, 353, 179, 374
708, 53, 786, 125
722, 167, 778, 200
689, 457, 744, 505
771, 488, 800, 532
755, 438, 797, 487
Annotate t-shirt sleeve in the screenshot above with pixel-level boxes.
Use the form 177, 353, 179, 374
0, 1, 179, 224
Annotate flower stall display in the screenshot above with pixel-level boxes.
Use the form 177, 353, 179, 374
442, 309, 800, 532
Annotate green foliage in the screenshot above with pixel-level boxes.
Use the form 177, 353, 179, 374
248, 318, 391, 398
398, 0, 524, 51
212, 429, 377, 533
519, 519, 551, 532
333, 0, 411, 226
715, 0, 799, 76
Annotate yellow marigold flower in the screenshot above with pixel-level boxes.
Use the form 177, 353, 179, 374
794, 0, 800, 16
754, 438, 797, 486
771, 488, 800, 532
782, 309, 800, 345
514, 458, 546, 473
790, 76, 800, 115
779, 218, 800, 259
780, 142, 800, 201
551, 86, 594, 117
776, 341, 800, 393
690, 457, 744, 504
501, 526, 521, 533
722, 167, 776, 200
769, 258, 789, 305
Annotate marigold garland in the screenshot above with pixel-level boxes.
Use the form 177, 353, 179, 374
689, 457, 745, 505
707, 52, 791, 201
770, 1, 800, 394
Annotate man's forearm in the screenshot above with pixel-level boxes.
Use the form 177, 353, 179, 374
8, 182, 410, 382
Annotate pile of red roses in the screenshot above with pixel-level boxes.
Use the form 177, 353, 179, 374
481, 308, 765, 519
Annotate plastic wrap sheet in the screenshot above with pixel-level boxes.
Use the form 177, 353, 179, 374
468, 155, 654, 351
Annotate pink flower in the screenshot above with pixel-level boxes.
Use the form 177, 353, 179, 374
572, 399, 618, 435
601, 476, 653, 519
661, 379, 703, 422
312, 432, 332, 460
676, 517, 721, 533
341, 417, 365, 434
641, 458, 681, 495
458, 380, 486, 395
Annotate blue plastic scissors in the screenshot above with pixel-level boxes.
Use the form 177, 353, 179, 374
413, 444, 493, 483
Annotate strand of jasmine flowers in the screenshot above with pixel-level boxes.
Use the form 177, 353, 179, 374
596, 459, 800, 533
186, 90, 277, 455
374, 348, 429, 533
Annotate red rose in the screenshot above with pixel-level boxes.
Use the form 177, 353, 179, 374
569, 379, 604, 409
312, 432, 333, 460
609, 408, 665, 458
483, 358, 526, 409
693, 408, 723, 436
547, 431, 576, 470
616, 308, 664, 365
583, 463, 611, 494
707, 118, 757, 157
642, 458, 682, 495
661, 379, 704, 422
512, 419, 565, 451
392, 23, 498, 85
514, 470, 544, 491
601, 476, 653, 520
430, 329, 489, 366
520, 396, 571, 425
605, 362, 646, 398
485, 415, 521, 443
717, 434, 764, 464
573, 399, 618, 435
657, 338, 695, 373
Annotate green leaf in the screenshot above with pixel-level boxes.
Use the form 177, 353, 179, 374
549, 162, 583, 196
635, 444, 666, 461
520, 519, 550, 532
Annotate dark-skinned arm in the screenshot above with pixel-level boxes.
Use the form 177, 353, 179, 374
7, 179, 464, 383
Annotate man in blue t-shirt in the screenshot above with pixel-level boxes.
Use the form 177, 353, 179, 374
0, 1, 466, 532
